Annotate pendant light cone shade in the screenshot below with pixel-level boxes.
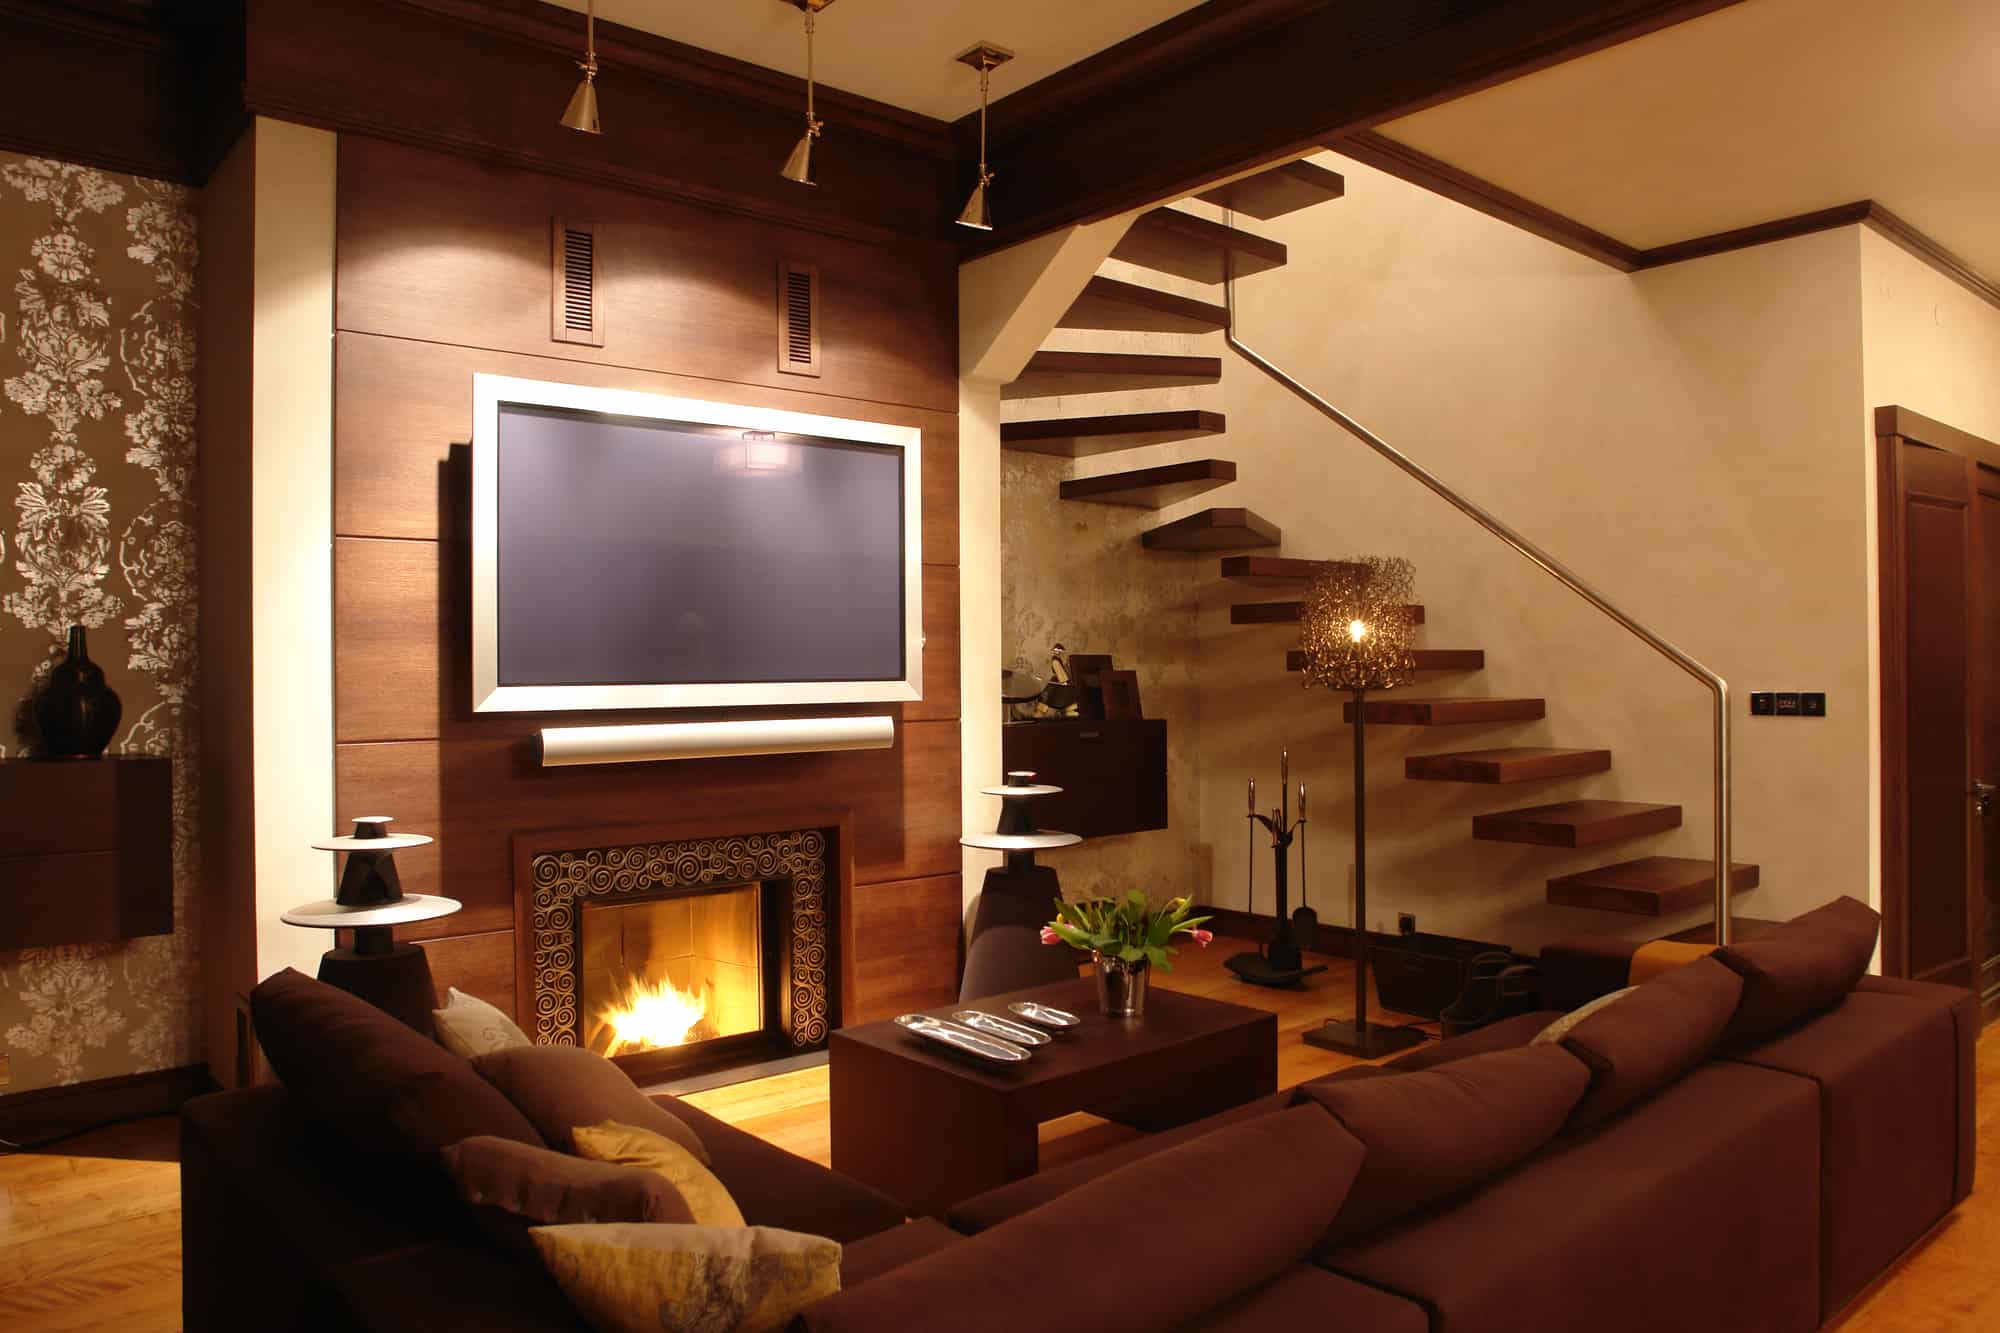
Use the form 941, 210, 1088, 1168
561, 0, 601, 134
956, 175, 993, 230
561, 76, 600, 134
954, 43, 1013, 231
780, 130, 816, 185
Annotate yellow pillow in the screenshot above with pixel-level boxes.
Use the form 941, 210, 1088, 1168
532, 1222, 839, 1333
571, 1121, 745, 1228
1628, 940, 1718, 985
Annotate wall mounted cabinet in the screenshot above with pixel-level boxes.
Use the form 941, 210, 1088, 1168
1001, 720, 1168, 839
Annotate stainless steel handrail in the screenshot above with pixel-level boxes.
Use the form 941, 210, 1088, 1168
1222, 271, 1734, 944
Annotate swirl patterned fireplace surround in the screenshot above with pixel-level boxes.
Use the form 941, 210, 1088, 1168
515, 821, 842, 1086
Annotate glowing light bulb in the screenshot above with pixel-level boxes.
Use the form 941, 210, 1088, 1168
1348, 619, 1369, 643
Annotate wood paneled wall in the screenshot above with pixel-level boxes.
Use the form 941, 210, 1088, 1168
332, 136, 962, 1026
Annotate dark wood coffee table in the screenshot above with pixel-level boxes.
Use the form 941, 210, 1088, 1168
829, 978, 1277, 1217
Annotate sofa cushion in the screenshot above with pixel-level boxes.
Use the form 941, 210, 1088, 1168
1381, 1010, 1566, 1072
837, 1218, 961, 1289
1854, 974, 1980, 1203
798, 1106, 1364, 1333
1321, 1062, 1821, 1333
666, 1096, 907, 1243
441, 1135, 696, 1263
1714, 895, 1879, 1045
1183, 1265, 1428, 1333
1295, 1044, 1591, 1244
308, 1239, 589, 1333
251, 968, 542, 1158
571, 1121, 745, 1228
474, 1044, 710, 1164
1557, 956, 1743, 1129
946, 1089, 1293, 1234
533, 1223, 840, 1333
1728, 988, 1960, 1316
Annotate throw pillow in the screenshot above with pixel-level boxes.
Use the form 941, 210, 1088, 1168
1297, 1044, 1591, 1245
434, 987, 533, 1059
573, 1121, 745, 1228
1627, 940, 1717, 985
1558, 955, 1744, 1128
442, 1135, 696, 1264
250, 968, 542, 1157
474, 1044, 710, 1164
532, 1223, 840, 1333
1714, 895, 1880, 1045
1531, 986, 1635, 1045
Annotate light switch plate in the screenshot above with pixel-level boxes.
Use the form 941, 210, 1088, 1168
1775, 692, 1801, 716
1750, 692, 1775, 716
1800, 692, 1826, 717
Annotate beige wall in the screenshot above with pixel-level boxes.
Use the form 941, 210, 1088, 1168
0, 152, 202, 1092
1860, 230, 2000, 442
1202, 155, 1873, 946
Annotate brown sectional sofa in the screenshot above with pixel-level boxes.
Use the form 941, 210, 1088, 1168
183, 899, 1975, 1332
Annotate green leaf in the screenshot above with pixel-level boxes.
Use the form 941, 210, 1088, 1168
1118, 944, 1146, 964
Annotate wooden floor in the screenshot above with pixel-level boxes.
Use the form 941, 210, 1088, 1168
1, 936, 1995, 1331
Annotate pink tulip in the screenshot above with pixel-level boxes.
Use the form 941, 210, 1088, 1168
1191, 928, 1214, 947
1040, 927, 1062, 947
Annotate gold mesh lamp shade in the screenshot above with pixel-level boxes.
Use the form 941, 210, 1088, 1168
1299, 556, 1427, 1058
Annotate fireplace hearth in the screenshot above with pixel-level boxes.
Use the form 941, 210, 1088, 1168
520, 825, 837, 1084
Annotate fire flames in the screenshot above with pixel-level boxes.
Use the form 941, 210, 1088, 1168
599, 975, 707, 1057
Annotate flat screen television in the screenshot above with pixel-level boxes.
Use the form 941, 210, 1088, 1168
471, 374, 922, 713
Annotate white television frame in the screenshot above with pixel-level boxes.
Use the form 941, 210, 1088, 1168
470, 373, 923, 714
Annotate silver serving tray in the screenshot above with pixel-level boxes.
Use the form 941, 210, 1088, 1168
951, 1009, 1052, 1047
895, 1014, 1031, 1064
1007, 1000, 1082, 1030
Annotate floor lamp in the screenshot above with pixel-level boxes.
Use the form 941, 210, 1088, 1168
1299, 557, 1427, 1058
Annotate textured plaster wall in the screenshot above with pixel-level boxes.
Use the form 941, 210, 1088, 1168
0, 153, 201, 1092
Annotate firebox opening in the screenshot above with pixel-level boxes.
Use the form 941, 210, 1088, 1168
580, 884, 764, 1058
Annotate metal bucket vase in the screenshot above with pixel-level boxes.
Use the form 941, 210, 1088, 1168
1092, 953, 1150, 1018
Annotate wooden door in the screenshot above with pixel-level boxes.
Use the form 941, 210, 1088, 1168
1878, 407, 2000, 1014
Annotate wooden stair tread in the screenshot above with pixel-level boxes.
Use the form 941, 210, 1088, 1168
1109, 206, 1288, 283
1341, 696, 1539, 726
1235, 601, 1424, 625
1404, 746, 1608, 783
1473, 800, 1682, 848
1196, 160, 1347, 220
1008, 350, 1221, 399
1221, 555, 1360, 586
1059, 275, 1228, 334
1142, 507, 1281, 551
1060, 459, 1237, 508
1548, 856, 1762, 916
1290, 648, 1481, 673
1002, 409, 1226, 458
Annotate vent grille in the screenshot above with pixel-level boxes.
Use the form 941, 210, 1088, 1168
551, 218, 603, 347
777, 260, 820, 377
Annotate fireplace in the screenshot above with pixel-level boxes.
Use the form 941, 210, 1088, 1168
519, 825, 838, 1084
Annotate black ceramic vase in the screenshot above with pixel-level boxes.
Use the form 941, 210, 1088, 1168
33, 625, 122, 759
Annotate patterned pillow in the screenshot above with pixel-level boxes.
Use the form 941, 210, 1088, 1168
1530, 986, 1635, 1046
572, 1121, 745, 1229
532, 1223, 840, 1333
434, 987, 533, 1058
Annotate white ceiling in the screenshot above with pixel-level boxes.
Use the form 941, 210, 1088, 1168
1376, 0, 2000, 279
538, 0, 1208, 121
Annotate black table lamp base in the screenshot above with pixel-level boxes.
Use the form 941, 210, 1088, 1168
1302, 1016, 1426, 1058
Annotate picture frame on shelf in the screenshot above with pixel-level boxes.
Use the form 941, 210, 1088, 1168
1099, 669, 1143, 720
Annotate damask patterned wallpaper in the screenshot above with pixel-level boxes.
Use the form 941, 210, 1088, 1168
0, 153, 200, 1094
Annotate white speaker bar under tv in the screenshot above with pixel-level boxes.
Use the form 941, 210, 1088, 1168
538, 715, 896, 767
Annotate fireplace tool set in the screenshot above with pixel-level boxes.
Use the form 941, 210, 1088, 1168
1225, 749, 1328, 989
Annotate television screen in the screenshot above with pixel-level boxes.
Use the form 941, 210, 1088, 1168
471, 377, 922, 712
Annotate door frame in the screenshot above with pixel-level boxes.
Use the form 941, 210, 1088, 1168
1875, 406, 2000, 1006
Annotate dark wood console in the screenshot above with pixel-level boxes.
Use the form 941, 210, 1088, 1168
1001, 719, 1168, 839
0, 756, 172, 949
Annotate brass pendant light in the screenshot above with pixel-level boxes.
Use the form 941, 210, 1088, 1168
779, 0, 836, 185
560, 0, 602, 134
955, 42, 1014, 230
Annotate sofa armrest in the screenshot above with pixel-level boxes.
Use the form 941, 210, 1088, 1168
303, 1242, 586, 1333
657, 1094, 907, 1241
1855, 974, 1980, 1202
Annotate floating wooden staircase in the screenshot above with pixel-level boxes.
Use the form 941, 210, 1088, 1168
1547, 857, 1762, 916
1235, 600, 1424, 626
1473, 800, 1683, 848
1001, 152, 1754, 926
1141, 507, 1281, 551
1002, 409, 1226, 457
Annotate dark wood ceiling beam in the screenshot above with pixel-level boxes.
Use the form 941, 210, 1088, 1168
962, 0, 1749, 250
